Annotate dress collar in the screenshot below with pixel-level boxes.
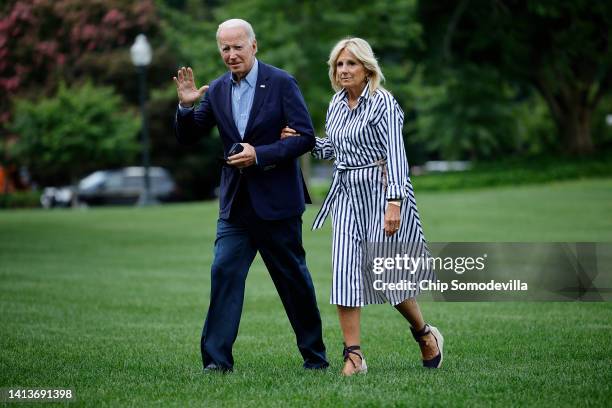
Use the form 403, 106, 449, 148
340, 81, 371, 108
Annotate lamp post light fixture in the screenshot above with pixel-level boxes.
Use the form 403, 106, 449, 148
130, 34, 157, 206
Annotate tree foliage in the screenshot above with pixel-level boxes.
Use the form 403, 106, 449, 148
415, 65, 523, 159
418, 0, 612, 155
2, 0, 611, 199
0, 0, 158, 124
9, 82, 139, 185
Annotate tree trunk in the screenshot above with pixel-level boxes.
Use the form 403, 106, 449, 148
535, 80, 595, 156
556, 106, 594, 156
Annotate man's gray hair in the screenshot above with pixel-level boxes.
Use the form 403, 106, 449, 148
216, 19, 256, 45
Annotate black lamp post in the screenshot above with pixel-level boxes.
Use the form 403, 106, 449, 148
130, 34, 157, 206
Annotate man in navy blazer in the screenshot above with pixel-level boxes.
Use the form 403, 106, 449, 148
173, 18, 328, 372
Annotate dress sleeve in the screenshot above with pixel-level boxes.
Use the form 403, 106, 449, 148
311, 101, 335, 160
381, 94, 409, 200
311, 137, 335, 160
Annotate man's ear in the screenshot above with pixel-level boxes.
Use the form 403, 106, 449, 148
252, 39, 258, 54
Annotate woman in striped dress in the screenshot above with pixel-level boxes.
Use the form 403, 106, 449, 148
281, 37, 444, 376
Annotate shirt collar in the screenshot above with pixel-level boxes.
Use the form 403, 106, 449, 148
231, 59, 258, 87
340, 81, 371, 107
358, 81, 371, 101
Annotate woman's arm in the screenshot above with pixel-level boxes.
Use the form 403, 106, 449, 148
280, 128, 335, 161
382, 95, 409, 202
379, 93, 409, 236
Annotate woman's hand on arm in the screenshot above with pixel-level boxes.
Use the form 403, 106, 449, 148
280, 126, 300, 139
283, 126, 337, 161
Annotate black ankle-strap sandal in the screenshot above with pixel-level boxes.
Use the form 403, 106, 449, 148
410, 323, 432, 342
410, 323, 444, 369
342, 344, 363, 369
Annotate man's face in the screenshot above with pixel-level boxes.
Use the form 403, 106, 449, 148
218, 27, 257, 80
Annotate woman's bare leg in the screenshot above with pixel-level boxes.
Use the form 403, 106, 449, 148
395, 298, 439, 360
337, 305, 364, 375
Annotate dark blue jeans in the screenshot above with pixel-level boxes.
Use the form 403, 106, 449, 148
200, 196, 328, 370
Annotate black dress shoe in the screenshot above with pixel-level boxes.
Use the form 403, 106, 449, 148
203, 364, 232, 373
303, 363, 329, 371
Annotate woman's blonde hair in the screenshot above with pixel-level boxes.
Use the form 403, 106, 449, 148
327, 37, 385, 95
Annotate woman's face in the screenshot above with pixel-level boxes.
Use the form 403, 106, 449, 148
336, 48, 368, 93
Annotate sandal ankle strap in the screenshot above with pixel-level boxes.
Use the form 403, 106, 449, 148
410, 323, 431, 342
342, 344, 363, 368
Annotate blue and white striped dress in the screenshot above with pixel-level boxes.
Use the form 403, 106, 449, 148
312, 84, 433, 307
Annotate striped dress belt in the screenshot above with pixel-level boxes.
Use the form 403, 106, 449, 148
312, 159, 386, 230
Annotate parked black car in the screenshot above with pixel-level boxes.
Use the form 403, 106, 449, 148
41, 167, 178, 207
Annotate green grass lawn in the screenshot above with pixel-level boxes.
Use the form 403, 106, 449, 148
1, 178, 611, 407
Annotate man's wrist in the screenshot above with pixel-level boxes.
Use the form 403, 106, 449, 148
388, 200, 402, 207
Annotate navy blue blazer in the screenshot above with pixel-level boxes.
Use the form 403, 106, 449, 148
175, 61, 315, 220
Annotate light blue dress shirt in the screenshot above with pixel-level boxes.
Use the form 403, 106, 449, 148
230, 59, 258, 139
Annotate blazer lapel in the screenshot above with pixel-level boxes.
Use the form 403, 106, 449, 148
243, 64, 269, 140
221, 74, 241, 141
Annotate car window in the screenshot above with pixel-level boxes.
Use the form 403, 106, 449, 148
79, 171, 106, 190
123, 176, 144, 188
106, 174, 123, 189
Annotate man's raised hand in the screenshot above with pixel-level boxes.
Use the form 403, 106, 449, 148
173, 67, 209, 108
